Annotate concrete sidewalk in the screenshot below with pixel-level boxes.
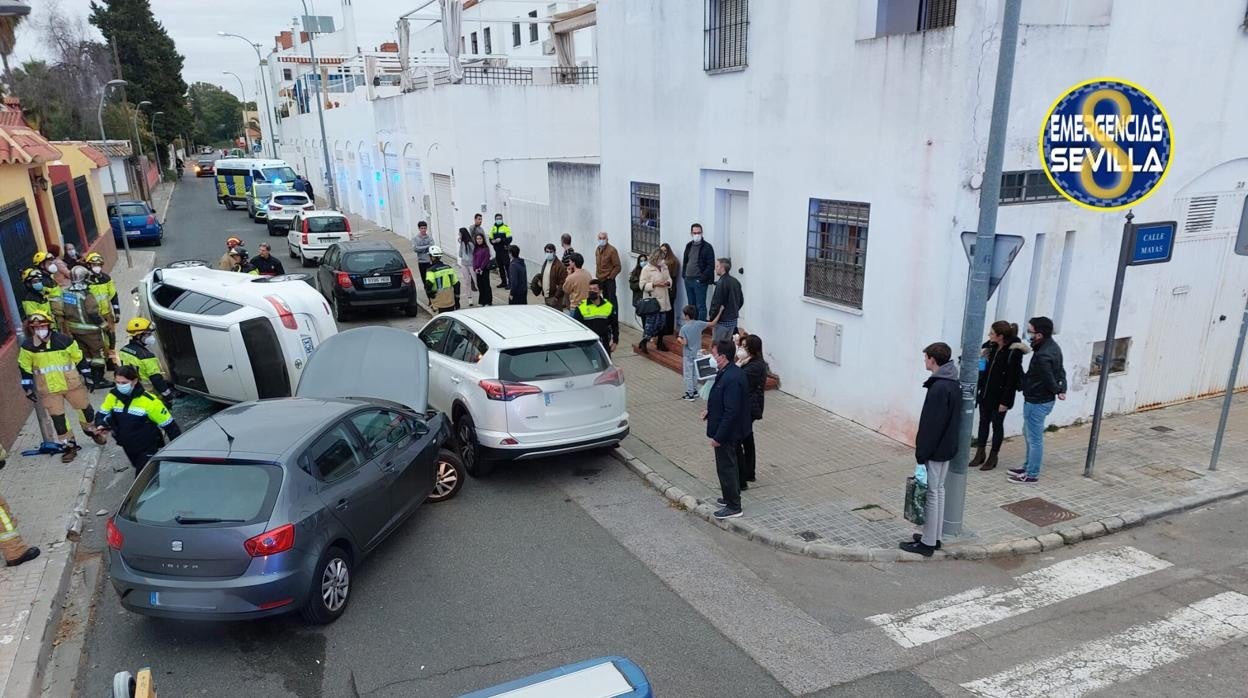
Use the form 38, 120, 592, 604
0, 244, 158, 698
613, 331, 1248, 561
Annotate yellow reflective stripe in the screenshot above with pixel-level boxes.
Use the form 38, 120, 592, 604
34, 364, 73, 374
578, 300, 614, 319
0, 505, 15, 533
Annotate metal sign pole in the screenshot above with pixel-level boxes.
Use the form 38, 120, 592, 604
1210, 294, 1248, 471
1084, 212, 1135, 476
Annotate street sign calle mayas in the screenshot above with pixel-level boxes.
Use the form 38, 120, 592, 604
1128, 220, 1176, 266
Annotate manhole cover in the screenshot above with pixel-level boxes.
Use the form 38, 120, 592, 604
1001, 497, 1079, 527
1150, 425, 1174, 433
798, 531, 821, 542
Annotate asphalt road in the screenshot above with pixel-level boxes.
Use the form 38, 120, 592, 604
73, 176, 792, 697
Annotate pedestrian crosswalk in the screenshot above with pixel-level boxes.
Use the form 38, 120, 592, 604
865, 546, 1248, 697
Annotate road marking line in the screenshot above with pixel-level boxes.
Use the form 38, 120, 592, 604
960, 591, 1248, 697
865, 546, 1172, 648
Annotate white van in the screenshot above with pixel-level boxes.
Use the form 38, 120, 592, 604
137, 263, 337, 404
215, 158, 298, 210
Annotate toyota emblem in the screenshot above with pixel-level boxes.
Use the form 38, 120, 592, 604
564, 380, 575, 390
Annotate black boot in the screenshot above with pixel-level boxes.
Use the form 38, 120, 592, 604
969, 447, 986, 468
980, 451, 999, 471
637, 337, 650, 355
90, 366, 114, 390
5, 546, 40, 566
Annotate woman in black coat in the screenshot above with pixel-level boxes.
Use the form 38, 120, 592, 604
737, 334, 768, 488
971, 320, 1029, 471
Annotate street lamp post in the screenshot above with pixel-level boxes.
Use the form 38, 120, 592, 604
299, 0, 338, 209
98, 80, 133, 268
133, 100, 152, 203
218, 32, 279, 159
223, 71, 248, 153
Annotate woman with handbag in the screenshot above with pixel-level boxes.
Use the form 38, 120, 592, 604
652, 243, 680, 344
737, 334, 767, 489
457, 228, 478, 299
471, 232, 493, 306
970, 320, 1029, 471
636, 253, 671, 354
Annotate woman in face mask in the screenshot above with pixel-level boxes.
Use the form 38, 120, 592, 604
33, 250, 69, 289
456, 228, 478, 296
653, 243, 680, 343
636, 249, 672, 354
94, 365, 181, 475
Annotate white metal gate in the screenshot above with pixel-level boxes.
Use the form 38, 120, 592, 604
431, 173, 456, 250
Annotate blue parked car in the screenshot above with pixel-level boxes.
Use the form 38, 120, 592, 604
108, 200, 163, 246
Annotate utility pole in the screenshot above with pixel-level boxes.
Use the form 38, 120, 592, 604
218, 33, 280, 159
300, 1, 338, 209
944, 0, 1023, 537
98, 80, 133, 268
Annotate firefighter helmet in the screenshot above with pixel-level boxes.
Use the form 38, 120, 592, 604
21, 268, 41, 283
226, 236, 243, 248
127, 317, 154, 334
26, 312, 51, 325
84, 252, 105, 265
32, 251, 53, 266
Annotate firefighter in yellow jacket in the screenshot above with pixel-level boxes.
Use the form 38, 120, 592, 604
84, 252, 120, 367
118, 317, 175, 403
20, 268, 67, 332
17, 313, 109, 463
423, 246, 461, 313
62, 266, 113, 389
0, 475, 41, 567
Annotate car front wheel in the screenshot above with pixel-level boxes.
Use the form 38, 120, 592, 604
301, 546, 351, 624
427, 449, 464, 503
456, 412, 494, 477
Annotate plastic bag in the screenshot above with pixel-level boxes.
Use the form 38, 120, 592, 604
914, 463, 927, 487
904, 476, 927, 525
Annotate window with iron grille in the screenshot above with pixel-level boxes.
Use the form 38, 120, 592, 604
704, 0, 749, 72
484, 27, 492, 54
529, 11, 539, 43
470, 32, 479, 54
805, 199, 869, 309
630, 182, 661, 254
919, 0, 957, 30
512, 22, 522, 47
282, 68, 293, 80
75, 177, 99, 242
999, 170, 1061, 204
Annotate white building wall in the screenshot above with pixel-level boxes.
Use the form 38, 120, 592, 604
409, 1, 596, 64
598, 0, 1248, 443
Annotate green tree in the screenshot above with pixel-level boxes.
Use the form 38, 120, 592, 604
88, 0, 190, 143
0, 14, 23, 82
187, 81, 243, 146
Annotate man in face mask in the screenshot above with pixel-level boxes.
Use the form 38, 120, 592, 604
489, 214, 513, 289
62, 266, 113, 389
682, 223, 716, 321
83, 252, 119, 368
594, 231, 621, 306
537, 243, 568, 309
17, 313, 108, 462
572, 279, 618, 355
119, 317, 175, 404
33, 251, 67, 291
94, 365, 181, 475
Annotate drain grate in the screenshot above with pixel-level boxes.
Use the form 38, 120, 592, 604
1150, 425, 1175, 433
1001, 497, 1079, 527
797, 531, 821, 542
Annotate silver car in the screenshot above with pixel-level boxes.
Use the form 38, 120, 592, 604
106, 327, 464, 623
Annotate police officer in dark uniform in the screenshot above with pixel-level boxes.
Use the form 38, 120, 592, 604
571, 278, 619, 355
95, 365, 182, 474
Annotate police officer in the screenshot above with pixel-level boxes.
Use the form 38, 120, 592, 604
118, 317, 175, 404
17, 313, 108, 463
95, 365, 181, 474
489, 213, 513, 288
84, 252, 119, 368
218, 236, 244, 270
62, 266, 113, 389
572, 278, 619, 355
423, 246, 461, 314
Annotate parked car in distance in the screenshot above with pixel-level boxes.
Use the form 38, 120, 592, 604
194, 158, 215, 177
105, 326, 465, 624
108, 200, 163, 246
417, 305, 629, 477
316, 241, 418, 322
265, 191, 314, 235
287, 210, 352, 266
249, 182, 296, 223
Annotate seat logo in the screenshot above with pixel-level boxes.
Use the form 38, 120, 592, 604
171, 540, 183, 552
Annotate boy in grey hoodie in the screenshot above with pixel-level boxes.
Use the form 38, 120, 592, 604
412, 221, 434, 300
901, 342, 962, 558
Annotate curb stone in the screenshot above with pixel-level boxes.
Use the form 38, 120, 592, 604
607, 445, 1248, 563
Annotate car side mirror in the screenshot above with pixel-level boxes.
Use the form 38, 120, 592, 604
413, 421, 430, 438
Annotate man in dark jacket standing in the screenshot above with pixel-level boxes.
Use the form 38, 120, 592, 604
708, 258, 744, 343
900, 342, 961, 557
507, 245, 528, 305
1010, 316, 1067, 484
703, 339, 750, 520
682, 223, 715, 321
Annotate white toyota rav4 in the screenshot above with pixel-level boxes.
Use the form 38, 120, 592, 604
417, 305, 629, 476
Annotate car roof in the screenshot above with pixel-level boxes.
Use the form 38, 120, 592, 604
111, 200, 148, 206
158, 398, 359, 458
268, 190, 309, 198
334, 240, 397, 252
443, 306, 599, 346
302, 209, 347, 218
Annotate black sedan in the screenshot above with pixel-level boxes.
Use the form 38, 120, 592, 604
316, 240, 419, 322
105, 327, 464, 624
194, 159, 215, 177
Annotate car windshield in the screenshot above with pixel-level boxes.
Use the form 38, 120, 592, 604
119, 460, 282, 526
112, 204, 148, 217
342, 251, 405, 273
260, 166, 297, 183
498, 341, 609, 381
307, 216, 348, 233
274, 194, 308, 206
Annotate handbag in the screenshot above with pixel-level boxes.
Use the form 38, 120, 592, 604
903, 475, 927, 525
529, 273, 543, 297
634, 296, 661, 316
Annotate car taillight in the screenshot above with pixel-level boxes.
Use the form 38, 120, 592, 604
244, 524, 294, 557
301, 232, 309, 245
269, 203, 281, 211
343, 218, 351, 233
401, 268, 413, 285
336, 271, 352, 289
594, 366, 624, 386
146, 214, 156, 226
264, 294, 298, 330
478, 379, 542, 401
106, 518, 124, 550
303, 204, 313, 210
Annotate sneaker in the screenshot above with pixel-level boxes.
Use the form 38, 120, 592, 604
911, 533, 942, 550
1010, 474, 1039, 484
713, 506, 743, 520
681, 393, 697, 401
899, 540, 936, 557
1008, 467, 1026, 476
716, 498, 726, 506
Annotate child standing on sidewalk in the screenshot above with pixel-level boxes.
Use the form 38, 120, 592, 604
678, 304, 708, 401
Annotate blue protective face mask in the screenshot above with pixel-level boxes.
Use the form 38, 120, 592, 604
116, 382, 134, 396
545, 253, 555, 261
32, 282, 44, 292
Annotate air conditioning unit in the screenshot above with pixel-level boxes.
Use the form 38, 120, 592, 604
541, 38, 556, 55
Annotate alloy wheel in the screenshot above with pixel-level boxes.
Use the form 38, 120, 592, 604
433, 459, 459, 498
457, 420, 477, 468
320, 557, 350, 612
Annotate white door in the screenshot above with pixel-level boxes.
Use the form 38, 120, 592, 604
718, 189, 750, 327
403, 155, 424, 238
431, 173, 455, 250
384, 151, 404, 235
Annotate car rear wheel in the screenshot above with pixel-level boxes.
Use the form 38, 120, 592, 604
225, 199, 236, 210
456, 412, 494, 477
301, 546, 351, 625
403, 301, 420, 317
332, 295, 350, 322
301, 250, 313, 268
427, 449, 464, 503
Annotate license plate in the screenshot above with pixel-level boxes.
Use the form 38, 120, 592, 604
126, 231, 141, 236
319, 236, 340, 243
362, 276, 389, 286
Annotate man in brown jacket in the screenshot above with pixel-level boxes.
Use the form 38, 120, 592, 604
595, 231, 622, 305
562, 253, 592, 317
537, 242, 569, 309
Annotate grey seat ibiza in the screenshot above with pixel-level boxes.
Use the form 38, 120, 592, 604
106, 327, 464, 624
